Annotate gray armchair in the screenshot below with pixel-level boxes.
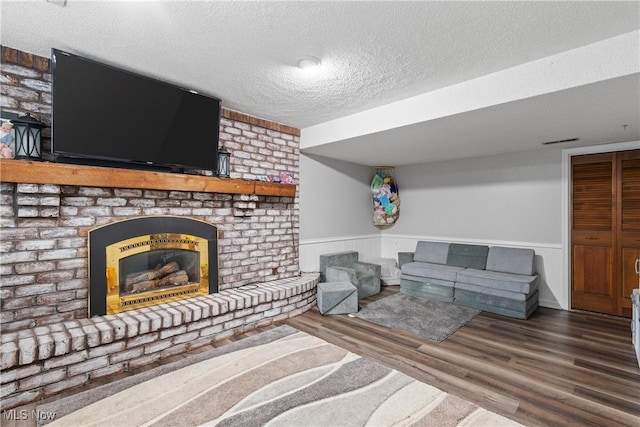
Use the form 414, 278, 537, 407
319, 251, 381, 299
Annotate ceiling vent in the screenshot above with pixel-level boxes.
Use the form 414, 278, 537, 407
542, 138, 580, 145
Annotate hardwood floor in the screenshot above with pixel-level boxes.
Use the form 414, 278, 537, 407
285, 286, 640, 427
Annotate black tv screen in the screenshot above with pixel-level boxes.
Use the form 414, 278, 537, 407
51, 49, 220, 172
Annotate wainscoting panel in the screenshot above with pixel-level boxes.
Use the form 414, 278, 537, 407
299, 235, 382, 275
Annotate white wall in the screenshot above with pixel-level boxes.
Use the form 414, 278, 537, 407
298, 142, 638, 311
298, 148, 565, 309
381, 148, 565, 309
389, 149, 563, 243
298, 154, 381, 273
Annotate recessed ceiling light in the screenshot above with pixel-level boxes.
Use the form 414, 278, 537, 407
298, 56, 321, 71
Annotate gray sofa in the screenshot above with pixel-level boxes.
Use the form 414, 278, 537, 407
399, 241, 539, 319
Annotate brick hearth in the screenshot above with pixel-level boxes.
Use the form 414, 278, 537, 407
1, 274, 318, 409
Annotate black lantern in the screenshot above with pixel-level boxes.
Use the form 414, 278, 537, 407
217, 146, 230, 178
11, 113, 44, 160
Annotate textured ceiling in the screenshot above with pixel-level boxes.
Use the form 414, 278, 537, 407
1, 1, 639, 166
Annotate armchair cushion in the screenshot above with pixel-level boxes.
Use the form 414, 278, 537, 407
327, 265, 380, 299
354, 260, 382, 278
326, 266, 356, 284
320, 251, 381, 299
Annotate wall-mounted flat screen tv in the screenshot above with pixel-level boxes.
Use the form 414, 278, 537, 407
51, 48, 221, 173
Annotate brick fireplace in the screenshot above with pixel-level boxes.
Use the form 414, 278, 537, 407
0, 164, 303, 331
0, 165, 320, 410
0, 46, 318, 409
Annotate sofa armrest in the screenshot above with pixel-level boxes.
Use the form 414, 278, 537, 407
354, 261, 381, 278
398, 252, 414, 269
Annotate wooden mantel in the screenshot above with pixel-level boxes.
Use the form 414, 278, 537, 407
0, 159, 296, 197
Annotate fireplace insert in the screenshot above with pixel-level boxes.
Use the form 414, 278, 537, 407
89, 216, 218, 316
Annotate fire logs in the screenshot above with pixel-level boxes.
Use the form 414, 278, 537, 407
124, 261, 190, 292
158, 270, 189, 287
125, 261, 179, 286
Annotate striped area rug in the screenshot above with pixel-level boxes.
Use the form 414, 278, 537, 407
46, 327, 522, 427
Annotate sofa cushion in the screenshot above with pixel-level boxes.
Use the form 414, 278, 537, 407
413, 241, 449, 264
454, 289, 539, 319
401, 278, 454, 302
400, 274, 454, 287
446, 244, 489, 269
456, 268, 538, 294
454, 281, 537, 301
486, 246, 536, 275
402, 261, 464, 282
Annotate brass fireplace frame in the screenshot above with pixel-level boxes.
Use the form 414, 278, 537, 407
88, 216, 219, 317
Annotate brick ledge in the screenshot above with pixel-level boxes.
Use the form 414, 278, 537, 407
0, 274, 318, 409
1, 274, 318, 370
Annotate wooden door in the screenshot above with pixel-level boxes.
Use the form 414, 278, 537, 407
571, 153, 616, 314
571, 149, 640, 317
618, 150, 640, 317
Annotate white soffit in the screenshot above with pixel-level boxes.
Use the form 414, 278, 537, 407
301, 31, 640, 166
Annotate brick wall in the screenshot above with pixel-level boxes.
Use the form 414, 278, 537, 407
0, 46, 301, 330
0, 183, 300, 331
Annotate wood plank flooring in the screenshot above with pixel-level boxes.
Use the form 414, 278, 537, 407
285, 286, 640, 427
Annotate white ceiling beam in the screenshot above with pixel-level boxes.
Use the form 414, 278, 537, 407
301, 30, 640, 150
